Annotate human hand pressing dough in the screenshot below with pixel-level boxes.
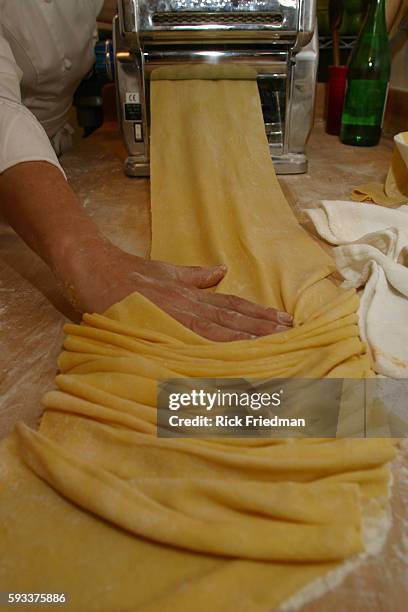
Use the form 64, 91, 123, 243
67, 243, 293, 342
0, 162, 292, 341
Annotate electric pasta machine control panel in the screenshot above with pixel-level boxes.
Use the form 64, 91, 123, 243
114, 0, 318, 176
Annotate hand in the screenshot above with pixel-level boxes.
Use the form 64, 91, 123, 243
0, 163, 292, 341
69, 243, 293, 342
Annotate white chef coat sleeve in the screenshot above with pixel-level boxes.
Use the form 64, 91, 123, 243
0, 25, 66, 178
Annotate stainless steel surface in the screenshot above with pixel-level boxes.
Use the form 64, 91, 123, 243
123, 1, 299, 41
115, 0, 317, 177
105, 39, 115, 82
125, 157, 151, 176
119, 0, 138, 35
124, 152, 307, 177
272, 153, 307, 174
142, 48, 288, 76
287, 29, 318, 153
114, 17, 149, 171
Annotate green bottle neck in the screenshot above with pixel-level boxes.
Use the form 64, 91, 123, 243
364, 0, 387, 36
348, 0, 390, 75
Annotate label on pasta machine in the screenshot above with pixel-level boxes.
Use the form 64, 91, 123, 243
125, 92, 142, 122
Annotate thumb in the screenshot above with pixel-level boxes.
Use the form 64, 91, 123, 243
176, 264, 227, 288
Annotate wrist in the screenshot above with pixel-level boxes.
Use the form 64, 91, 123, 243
53, 233, 145, 312
48, 222, 111, 303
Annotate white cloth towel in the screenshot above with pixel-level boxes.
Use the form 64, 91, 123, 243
307, 201, 408, 378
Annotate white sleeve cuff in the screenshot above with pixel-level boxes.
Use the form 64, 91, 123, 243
0, 98, 66, 179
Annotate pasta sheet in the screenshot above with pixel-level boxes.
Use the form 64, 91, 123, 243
0, 76, 397, 611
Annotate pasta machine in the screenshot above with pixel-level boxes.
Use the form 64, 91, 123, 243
114, 0, 318, 176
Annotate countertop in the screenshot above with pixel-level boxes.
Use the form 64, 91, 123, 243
0, 119, 407, 611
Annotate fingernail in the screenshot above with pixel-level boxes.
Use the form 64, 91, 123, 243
278, 312, 293, 325
217, 264, 227, 273
276, 325, 289, 333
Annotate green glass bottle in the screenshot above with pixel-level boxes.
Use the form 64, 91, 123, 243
340, 0, 391, 146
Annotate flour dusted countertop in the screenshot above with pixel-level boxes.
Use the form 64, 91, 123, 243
0, 119, 406, 611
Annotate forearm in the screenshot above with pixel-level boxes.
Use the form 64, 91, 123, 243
0, 163, 292, 337
0, 161, 109, 299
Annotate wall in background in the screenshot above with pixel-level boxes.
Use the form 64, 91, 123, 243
385, 3, 408, 134
391, 38, 408, 90
390, 3, 408, 92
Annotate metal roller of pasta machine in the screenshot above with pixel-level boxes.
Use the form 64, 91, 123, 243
114, 0, 318, 176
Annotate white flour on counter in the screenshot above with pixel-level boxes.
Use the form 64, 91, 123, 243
278, 441, 408, 612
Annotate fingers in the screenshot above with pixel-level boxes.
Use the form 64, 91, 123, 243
177, 296, 291, 337
146, 260, 291, 328
136, 281, 292, 342
159, 305, 255, 342
132, 257, 228, 289
168, 263, 228, 289
147, 260, 293, 325
199, 292, 293, 326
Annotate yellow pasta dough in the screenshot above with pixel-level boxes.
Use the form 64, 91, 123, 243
0, 75, 397, 611
352, 131, 408, 206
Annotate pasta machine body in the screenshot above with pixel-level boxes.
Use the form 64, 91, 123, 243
114, 0, 318, 176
